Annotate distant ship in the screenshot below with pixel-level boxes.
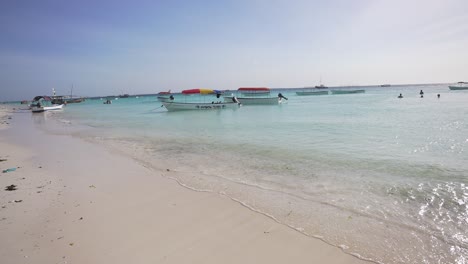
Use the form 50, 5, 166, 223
50, 87, 85, 104
380, 84, 391, 87
315, 84, 328, 89
157, 90, 171, 95
118, 94, 130, 98
448, 82, 468, 90
315, 76, 328, 89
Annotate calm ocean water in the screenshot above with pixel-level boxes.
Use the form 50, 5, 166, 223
38, 84, 467, 263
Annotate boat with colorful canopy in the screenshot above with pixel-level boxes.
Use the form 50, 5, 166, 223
162, 89, 240, 111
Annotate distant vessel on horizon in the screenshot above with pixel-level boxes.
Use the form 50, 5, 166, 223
315, 76, 328, 89
157, 90, 171, 95
380, 84, 391, 87
448, 81, 468, 90
315, 84, 328, 89
51, 87, 85, 104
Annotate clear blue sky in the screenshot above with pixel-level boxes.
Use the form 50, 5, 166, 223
1, 0, 467, 101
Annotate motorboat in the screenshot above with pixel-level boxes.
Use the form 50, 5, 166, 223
157, 95, 171, 102
238, 87, 271, 96
157, 90, 171, 95
449, 82, 468, 90
30, 96, 64, 112
162, 89, 240, 111
157, 90, 173, 102
162, 101, 240, 111
227, 87, 285, 105
31, 104, 64, 112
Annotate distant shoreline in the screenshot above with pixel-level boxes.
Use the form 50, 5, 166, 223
1, 82, 452, 103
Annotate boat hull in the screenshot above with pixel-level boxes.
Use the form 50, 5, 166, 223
240, 91, 271, 97
234, 97, 280, 105
162, 102, 240, 111
449, 86, 468, 90
296, 91, 328, 96
331, 90, 365, 95
31, 104, 64, 113
157, 96, 171, 102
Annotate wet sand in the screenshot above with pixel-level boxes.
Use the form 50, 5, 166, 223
0, 111, 369, 264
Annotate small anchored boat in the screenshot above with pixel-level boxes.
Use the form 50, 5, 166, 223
162, 89, 240, 111
228, 87, 286, 105
157, 90, 173, 102
30, 96, 64, 113
157, 89, 171, 95
448, 82, 468, 90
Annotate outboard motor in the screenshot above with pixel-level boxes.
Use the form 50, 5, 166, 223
232, 96, 241, 105
278, 93, 288, 100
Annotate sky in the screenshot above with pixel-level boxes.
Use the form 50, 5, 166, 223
1, 0, 468, 101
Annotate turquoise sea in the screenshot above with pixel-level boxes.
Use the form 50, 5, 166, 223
34, 84, 467, 263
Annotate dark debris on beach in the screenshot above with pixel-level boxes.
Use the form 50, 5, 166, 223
5, 184, 17, 191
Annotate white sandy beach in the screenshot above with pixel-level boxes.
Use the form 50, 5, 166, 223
0, 110, 369, 264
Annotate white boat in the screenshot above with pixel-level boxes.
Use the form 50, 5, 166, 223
30, 96, 64, 113
157, 90, 172, 101
162, 101, 240, 111
449, 82, 468, 90
229, 87, 285, 105
162, 88, 240, 111
234, 97, 281, 105
157, 96, 171, 102
31, 104, 64, 113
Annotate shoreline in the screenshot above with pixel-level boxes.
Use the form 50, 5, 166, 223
0, 111, 369, 263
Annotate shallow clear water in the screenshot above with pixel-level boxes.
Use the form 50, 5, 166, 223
40, 85, 468, 263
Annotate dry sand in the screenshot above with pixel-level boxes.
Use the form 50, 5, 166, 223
0, 111, 370, 264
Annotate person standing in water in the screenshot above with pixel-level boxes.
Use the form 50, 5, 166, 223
398, 93, 403, 98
